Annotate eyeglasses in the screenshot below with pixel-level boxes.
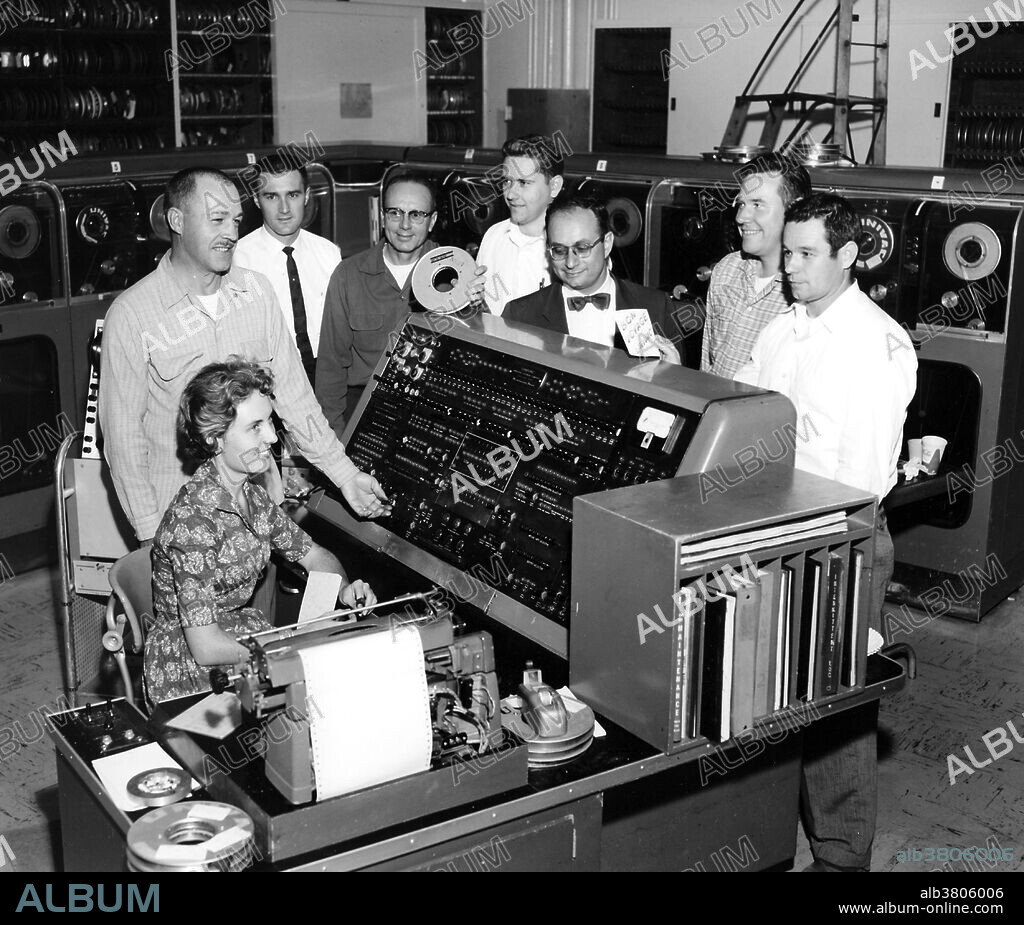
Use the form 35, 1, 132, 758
383, 207, 433, 225
547, 237, 604, 261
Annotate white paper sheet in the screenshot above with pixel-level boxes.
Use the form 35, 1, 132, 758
615, 309, 661, 358
165, 692, 242, 740
92, 741, 197, 812
298, 625, 432, 800
555, 686, 606, 738
298, 571, 344, 624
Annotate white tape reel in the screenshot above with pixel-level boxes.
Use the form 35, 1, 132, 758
411, 247, 477, 314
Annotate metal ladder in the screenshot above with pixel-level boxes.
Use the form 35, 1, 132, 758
720, 0, 890, 164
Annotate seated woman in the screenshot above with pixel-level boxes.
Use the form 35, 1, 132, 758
145, 358, 376, 704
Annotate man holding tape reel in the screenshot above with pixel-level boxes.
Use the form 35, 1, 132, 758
316, 172, 442, 439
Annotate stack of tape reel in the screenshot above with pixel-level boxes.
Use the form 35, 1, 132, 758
499, 667, 596, 768
411, 246, 477, 314
126, 801, 256, 873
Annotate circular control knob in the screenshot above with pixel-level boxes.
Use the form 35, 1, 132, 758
868, 284, 888, 302
101, 631, 122, 652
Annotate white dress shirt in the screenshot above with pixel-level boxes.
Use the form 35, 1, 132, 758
477, 218, 551, 316
735, 282, 917, 499
563, 272, 618, 347
233, 226, 341, 357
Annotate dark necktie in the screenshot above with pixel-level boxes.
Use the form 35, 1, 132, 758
567, 293, 611, 312
282, 245, 315, 384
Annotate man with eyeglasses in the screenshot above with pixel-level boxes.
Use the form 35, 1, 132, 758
233, 155, 341, 387
503, 190, 680, 362
476, 134, 565, 318
316, 172, 441, 439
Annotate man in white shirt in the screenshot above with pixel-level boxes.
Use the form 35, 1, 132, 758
737, 193, 917, 872
476, 134, 564, 317
233, 155, 342, 386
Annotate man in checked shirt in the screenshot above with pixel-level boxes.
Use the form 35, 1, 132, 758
701, 153, 811, 379
99, 167, 390, 547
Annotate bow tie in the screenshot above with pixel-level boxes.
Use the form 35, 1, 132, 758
567, 293, 611, 312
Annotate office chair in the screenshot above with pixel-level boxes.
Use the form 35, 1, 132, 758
102, 547, 153, 710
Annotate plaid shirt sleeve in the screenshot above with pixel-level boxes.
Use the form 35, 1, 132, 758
701, 270, 719, 372
98, 295, 161, 541
703, 251, 789, 380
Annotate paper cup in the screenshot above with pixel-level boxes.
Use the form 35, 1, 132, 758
907, 438, 923, 463
922, 436, 947, 475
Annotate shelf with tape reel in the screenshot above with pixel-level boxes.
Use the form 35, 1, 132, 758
424, 6, 483, 147
945, 21, 1024, 168
174, 1, 274, 149
0, 2, 174, 157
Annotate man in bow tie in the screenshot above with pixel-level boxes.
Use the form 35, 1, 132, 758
503, 190, 681, 361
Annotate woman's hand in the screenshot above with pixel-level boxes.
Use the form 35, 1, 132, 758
340, 579, 376, 610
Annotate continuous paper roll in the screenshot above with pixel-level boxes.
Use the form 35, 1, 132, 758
298, 625, 432, 800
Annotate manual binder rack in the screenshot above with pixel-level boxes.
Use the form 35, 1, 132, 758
570, 464, 880, 755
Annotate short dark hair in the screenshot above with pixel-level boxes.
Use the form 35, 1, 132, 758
165, 167, 234, 217
382, 171, 437, 213
785, 192, 860, 256
737, 153, 811, 208
501, 134, 566, 182
178, 359, 275, 461
546, 190, 610, 238
254, 153, 308, 190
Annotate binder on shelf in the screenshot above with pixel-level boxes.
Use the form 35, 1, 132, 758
672, 585, 701, 743
727, 572, 760, 734
843, 548, 867, 688
753, 567, 777, 719
774, 566, 794, 711
816, 551, 848, 696
797, 558, 822, 702
699, 591, 735, 743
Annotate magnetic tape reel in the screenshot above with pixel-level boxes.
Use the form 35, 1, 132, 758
411, 246, 477, 313
126, 801, 255, 873
606, 196, 643, 248
0, 204, 41, 259
942, 222, 1001, 282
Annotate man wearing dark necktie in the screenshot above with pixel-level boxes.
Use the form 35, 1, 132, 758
282, 243, 315, 383
233, 155, 341, 387
503, 190, 681, 361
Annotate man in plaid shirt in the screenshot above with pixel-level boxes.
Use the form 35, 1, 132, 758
99, 168, 389, 544
701, 153, 811, 379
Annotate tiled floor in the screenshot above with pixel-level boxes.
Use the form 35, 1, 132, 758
1, 562, 1022, 872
